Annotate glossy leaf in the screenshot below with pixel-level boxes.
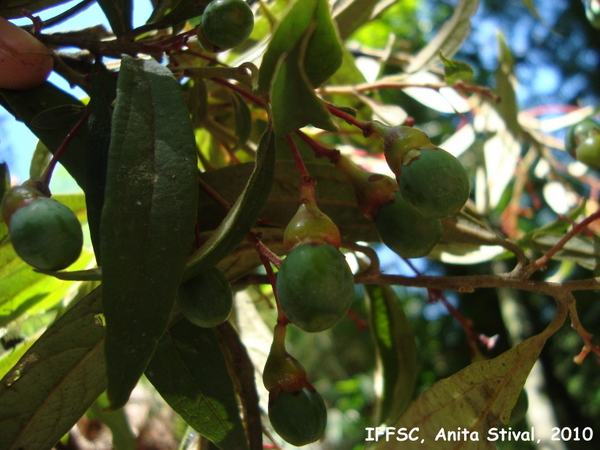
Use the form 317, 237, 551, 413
0, 83, 89, 190
332, 0, 386, 40
375, 312, 565, 449
0, 287, 106, 450
231, 91, 252, 149
184, 128, 276, 280
100, 56, 199, 409
146, 319, 249, 450
96, 0, 133, 37
405, 0, 479, 73
366, 285, 417, 426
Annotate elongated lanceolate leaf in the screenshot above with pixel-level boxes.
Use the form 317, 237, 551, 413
366, 285, 417, 427
405, 0, 479, 74
100, 56, 199, 409
375, 307, 567, 449
0, 0, 65, 18
146, 320, 249, 450
0, 287, 106, 450
184, 128, 276, 281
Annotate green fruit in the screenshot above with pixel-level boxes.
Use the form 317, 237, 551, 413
199, 0, 254, 52
375, 193, 442, 258
565, 118, 600, 157
268, 388, 327, 446
178, 267, 233, 327
398, 148, 470, 218
1, 184, 43, 224
276, 244, 354, 332
575, 135, 600, 168
9, 197, 83, 270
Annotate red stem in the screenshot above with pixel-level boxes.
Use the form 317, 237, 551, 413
285, 134, 310, 178
39, 108, 89, 190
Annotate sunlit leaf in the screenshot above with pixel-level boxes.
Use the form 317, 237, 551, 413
375, 313, 566, 449
101, 56, 199, 409
439, 51, 474, 85
406, 0, 479, 73
146, 319, 249, 450
0, 287, 106, 450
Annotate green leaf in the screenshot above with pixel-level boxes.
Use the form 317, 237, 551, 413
374, 310, 566, 449
258, 0, 343, 92
0, 83, 89, 190
100, 56, 199, 409
231, 92, 252, 150
494, 30, 522, 137
96, 0, 133, 37
184, 128, 276, 280
86, 60, 117, 264
257, 0, 318, 93
1, 162, 10, 206
146, 320, 249, 450
406, 0, 479, 73
145, 0, 205, 30
88, 392, 136, 450
439, 51, 474, 85
332, 0, 384, 40
0, 287, 106, 450
270, 40, 338, 135
366, 285, 417, 426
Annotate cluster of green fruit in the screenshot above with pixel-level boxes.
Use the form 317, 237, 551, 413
565, 117, 600, 169
1, 182, 83, 271
197, 0, 254, 53
340, 123, 470, 259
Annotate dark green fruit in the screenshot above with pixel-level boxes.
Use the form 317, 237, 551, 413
399, 148, 469, 218
178, 267, 233, 328
575, 135, 600, 168
375, 193, 442, 258
276, 244, 354, 332
565, 118, 600, 157
199, 0, 254, 52
268, 388, 327, 446
9, 197, 83, 270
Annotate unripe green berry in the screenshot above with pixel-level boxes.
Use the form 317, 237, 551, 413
177, 267, 233, 328
398, 148, 470, 219
199, 0, 254, 52
268, 388, 327, 446
565, 118, 600, 157
9, 197, 83, 270
375, 193, 442, 258
276, 244, 354, 332
575, 135, 600, 169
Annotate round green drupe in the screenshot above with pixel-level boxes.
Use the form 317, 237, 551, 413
276, 244, 354, 333
399, 148, 470, 218
575, 135, 600, 169
565, 118, 600, 157
268, 388, 327, 446
375, 193, 442, 258
178, 267, 233, 328
200, 0, 254, 52
9, 197, 83, 271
